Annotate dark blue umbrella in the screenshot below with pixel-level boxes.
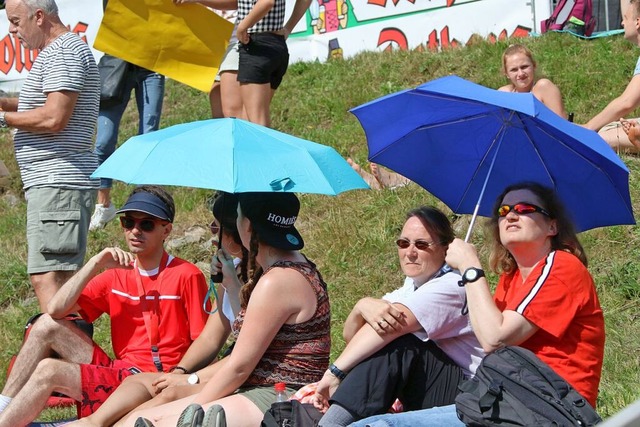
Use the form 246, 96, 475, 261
351, 75, 635, 235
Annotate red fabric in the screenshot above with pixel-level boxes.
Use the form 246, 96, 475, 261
493, 250, 604, 406
76, 344, 135, 417
77, 255, 209, 373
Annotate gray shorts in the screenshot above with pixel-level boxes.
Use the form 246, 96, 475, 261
236, 384, 299, 413
26, 187, 96, 274
214, 42, 240, 82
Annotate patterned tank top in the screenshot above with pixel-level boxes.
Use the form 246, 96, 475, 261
231, 258, 331, 388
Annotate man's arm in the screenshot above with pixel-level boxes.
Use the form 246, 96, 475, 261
585, 74, 640, 131
4, 91, 79, 133
47, 247, 135, 318
284, 0, 311, 35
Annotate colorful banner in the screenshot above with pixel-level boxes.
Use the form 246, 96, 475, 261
0, 0, 541, 92
0, 0, 103, 93
286, 0, 537, 62
94, 0, 233, 93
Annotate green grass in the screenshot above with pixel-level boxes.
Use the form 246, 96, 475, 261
2, 32, 640, 421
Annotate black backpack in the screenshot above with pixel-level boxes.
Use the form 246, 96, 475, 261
261, 400, 323, 427
455, 346, 602, 426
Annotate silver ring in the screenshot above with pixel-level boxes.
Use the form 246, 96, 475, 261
378, 320, 384, 327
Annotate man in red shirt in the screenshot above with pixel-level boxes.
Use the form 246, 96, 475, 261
0, 185, 209, 426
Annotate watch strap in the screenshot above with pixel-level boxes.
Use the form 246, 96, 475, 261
458, 267, 485, 287
328, 363, 347, 380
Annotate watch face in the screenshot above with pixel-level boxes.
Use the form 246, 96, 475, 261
188, 373, 198, 385
465, 269, 478, 281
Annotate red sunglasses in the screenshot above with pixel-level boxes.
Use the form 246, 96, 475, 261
498, 202, 551, 218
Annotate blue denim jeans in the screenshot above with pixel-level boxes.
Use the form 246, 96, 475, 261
95, 65, 165, 189
349, 405, 463, 427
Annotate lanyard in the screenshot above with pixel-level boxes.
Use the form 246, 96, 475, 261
135, 251, 169, 372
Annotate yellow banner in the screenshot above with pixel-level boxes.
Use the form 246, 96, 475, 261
94, 0, 233, 92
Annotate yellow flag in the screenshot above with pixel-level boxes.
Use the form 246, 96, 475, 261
94, 0, 233, 92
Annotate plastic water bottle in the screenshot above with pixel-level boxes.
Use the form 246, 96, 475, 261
274, 382, 288, 402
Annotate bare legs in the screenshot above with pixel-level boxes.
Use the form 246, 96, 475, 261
30, 270, 74, 312
121, 394, 263, 427
66, 373, 161, 427
240, 82, 274, 127
598, 120, 640, 153
210, 72, 246, 120
347, 159, 411, 190
0, 315, 94, 427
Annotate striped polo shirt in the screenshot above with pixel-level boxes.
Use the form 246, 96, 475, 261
14, 32, 100, 190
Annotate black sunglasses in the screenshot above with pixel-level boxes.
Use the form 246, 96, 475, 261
120, 216, 168, 232
498, 202, 551, 218
395, 238, 437, 251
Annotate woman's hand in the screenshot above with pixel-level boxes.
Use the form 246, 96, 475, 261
237, 19, 250, 44
445, 238, 481, 272
211, 248, 236, 279
311, 370, 341, 413
152, 372, 190, 394
356, 297, 405, 335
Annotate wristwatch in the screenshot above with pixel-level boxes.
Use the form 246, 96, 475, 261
458, 267, 485, 287
0, 112, 7, 129
187, 373, 200, 385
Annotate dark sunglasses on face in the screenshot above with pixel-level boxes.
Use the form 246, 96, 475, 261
120, 216, 167, 232
209, 221, 220, 235
497, 202, 550, 218
395, 238, 437, 251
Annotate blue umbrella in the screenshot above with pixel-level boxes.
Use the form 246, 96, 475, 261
351, 75, 635, 235
92, 118, 368, 195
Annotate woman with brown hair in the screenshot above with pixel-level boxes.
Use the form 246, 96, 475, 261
126, 192, 331, 427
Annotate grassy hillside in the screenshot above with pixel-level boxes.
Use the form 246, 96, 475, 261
1, 32, 639, 421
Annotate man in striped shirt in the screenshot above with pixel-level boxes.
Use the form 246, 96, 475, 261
0, 0, 100, 311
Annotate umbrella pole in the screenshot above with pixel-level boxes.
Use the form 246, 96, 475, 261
464, 132, 505, 242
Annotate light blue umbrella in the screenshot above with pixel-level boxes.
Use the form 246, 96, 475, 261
351, 75, 635, 235
92, 118, 368, 195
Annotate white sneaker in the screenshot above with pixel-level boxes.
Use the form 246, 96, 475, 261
89, 203, 117, 231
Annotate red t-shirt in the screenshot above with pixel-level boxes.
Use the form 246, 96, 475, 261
78, 255, 209, 372
493, 250, 604, 406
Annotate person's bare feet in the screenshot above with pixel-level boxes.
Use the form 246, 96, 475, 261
369, 163, 410, 189
621, 119, 640, 150
348, 158, 381, 190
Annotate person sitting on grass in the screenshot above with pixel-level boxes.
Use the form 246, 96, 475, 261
497, 43, 567, 118
583, 0, 640, 152
0, 185, 210, 427
349, 44, 568, 191
67, 191, 247, 427
312, 206, 484, 426
120, 192, 331, 427
350, 182, 605, 427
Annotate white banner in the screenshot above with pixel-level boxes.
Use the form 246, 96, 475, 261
286, 0, 537, 62
0, 0, 540, 92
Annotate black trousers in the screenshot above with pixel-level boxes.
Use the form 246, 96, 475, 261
329, 334, 464, 419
